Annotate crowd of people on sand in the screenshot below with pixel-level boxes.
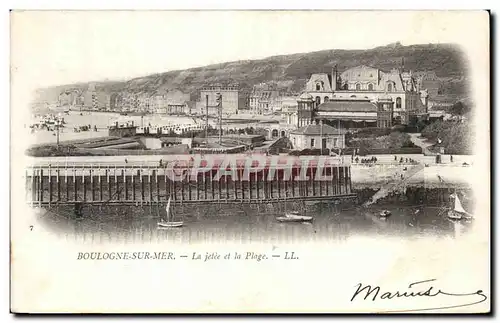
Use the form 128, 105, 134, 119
73, 124, 98, 133
29, 113, 66, 133
349, 153, 468, 169
353, 156, 378, 164
351, 155, 423, 165
394, 156, 419, 165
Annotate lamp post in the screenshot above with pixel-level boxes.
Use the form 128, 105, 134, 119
205, 95, 209, 143
216, 92, 222, 145
320, 119, 323, 155
56, 119, 61, 147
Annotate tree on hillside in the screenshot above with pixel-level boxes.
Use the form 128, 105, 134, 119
449, 101, 471, 116
421, 120, 473, 154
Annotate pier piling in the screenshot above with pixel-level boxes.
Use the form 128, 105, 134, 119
24, 163, 356, 207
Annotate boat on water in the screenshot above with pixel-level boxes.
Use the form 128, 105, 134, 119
276, 196, 313, 223
276, 211, 313, 223
447, 192, 473, 221
379, 210, 392, 217
157, 197, 184, 228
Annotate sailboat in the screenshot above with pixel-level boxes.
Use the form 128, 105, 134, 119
157, 197, 184, 228
276, 196, 313, 223
447, 192, 473, 221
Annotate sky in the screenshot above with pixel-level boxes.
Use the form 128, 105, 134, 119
11, 10, 488, 89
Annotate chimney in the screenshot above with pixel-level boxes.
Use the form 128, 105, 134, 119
331, 65, 337, 91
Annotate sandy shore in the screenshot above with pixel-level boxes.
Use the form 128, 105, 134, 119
26, 111, 281, 146
351, 164, 474, 188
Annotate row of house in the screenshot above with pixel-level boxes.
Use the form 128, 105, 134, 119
197, 70, 443, 117
58, 85, 195, 115
246, 83, 298, 114
193, 82, 300, 116
58, 68, 445, 121
115, 90, 193, 114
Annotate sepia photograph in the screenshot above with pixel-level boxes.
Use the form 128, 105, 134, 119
9, 10, 490, 314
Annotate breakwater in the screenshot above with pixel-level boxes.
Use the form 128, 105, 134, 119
25, 162, 355, 207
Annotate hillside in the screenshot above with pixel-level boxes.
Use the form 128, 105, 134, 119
33, 42, 469, 104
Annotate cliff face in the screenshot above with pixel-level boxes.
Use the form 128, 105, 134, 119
34, 42, 469, 104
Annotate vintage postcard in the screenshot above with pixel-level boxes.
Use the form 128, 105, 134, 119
10, 10, 490, 313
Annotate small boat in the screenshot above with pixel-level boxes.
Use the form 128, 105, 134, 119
379, 210, 391, 217
157, 221, 183, 228
447, 192, 473, 221
157, 197, 184, 228
276, 196, 313, 223
276, 211, 313, 223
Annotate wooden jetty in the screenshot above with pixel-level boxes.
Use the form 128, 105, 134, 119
25, 163, 356, 207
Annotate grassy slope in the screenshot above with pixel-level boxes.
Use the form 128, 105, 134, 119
34, 42, 469, 104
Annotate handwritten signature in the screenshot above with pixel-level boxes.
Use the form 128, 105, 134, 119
351, 279, 488, 312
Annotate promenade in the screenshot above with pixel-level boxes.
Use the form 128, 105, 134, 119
25, 153, 474, 168
23, 152, 475, 193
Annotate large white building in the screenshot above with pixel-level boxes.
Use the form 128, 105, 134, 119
304, 65, 428, 125
198, 83, 246, 115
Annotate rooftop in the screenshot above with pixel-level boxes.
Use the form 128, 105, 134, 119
298, 92, 314, 101
291, 123, 346, 136
317, 100, 377, 113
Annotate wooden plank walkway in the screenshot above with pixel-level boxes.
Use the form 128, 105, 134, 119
25, 164, 355, 207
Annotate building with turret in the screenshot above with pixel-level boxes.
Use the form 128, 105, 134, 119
375, 94, 395, 128
303, 65, 428, 126
296, 92, 316, 128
